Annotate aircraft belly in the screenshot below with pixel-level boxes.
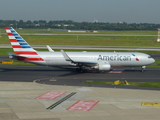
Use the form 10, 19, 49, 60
44, 58, 70, 66
109, 61, 143, 67
109, 61, 130, 67
28, 61, 46, 65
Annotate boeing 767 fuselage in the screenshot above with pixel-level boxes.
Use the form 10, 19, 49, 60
5, 27, 155, 72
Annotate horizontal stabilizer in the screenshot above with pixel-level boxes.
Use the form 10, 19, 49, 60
7, 52, 16, 56
7, 52, 27, 58
7, 52, 27, 59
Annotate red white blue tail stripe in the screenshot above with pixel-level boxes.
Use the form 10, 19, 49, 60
5, 27, 44, 62
5, 27, 38, 55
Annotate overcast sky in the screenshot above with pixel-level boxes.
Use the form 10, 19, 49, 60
0, 0, 160, 23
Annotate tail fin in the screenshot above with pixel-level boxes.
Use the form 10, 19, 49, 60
5, 27, 38, 55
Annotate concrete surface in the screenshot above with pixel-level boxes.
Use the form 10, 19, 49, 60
0, 81, 159, 120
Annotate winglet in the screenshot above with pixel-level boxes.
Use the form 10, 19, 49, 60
61, 50, 72, 61
47, 45, 54, 52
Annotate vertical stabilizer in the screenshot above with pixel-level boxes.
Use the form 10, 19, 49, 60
5, 27, 37, 55
5, 27, 44, 62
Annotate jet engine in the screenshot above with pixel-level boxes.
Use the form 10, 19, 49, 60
92, 61, 111, 71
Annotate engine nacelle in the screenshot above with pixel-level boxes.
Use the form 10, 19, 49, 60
98, 61, 111, 71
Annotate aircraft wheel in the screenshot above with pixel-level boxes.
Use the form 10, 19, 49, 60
141, 66, 146, 72
79, 69, 87, 73
76, 68, 80, 72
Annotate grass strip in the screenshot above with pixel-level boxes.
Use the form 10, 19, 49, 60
82, 81, 160, 88
0, 48, 160, 55
0, 33, 160, 47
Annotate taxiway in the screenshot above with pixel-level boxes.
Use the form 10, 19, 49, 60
0, 64, 160, 90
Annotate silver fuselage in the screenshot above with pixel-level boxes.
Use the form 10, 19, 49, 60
25, 51, 155, 67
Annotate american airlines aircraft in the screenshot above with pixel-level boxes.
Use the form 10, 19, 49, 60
5, 27, 155, 72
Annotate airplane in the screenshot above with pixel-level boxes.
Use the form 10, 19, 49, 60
5, 27, 155, 72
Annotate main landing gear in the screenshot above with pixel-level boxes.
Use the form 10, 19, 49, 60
76, 67, 87, 73
76, 64, 87, 73
141, 66, 146, 72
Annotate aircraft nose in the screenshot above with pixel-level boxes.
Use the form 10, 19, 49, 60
152, 58, 155, 63
151, 58, 155, 63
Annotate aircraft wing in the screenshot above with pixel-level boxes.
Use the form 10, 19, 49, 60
61, 50, 97, 65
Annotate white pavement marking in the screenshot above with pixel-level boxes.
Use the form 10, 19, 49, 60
35, 91, 66, 99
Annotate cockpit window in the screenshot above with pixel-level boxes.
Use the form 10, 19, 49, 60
148, 56, 152, 58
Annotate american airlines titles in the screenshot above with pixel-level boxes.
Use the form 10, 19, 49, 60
98, 55, 131, 61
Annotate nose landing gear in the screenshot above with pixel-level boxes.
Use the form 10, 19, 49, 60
141, 66, 146, 72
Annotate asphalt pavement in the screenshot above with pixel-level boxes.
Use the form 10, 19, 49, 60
0, 64, 160, 90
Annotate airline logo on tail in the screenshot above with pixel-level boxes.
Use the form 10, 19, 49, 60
5, 27, 44, 61
5, 27, 38, 55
